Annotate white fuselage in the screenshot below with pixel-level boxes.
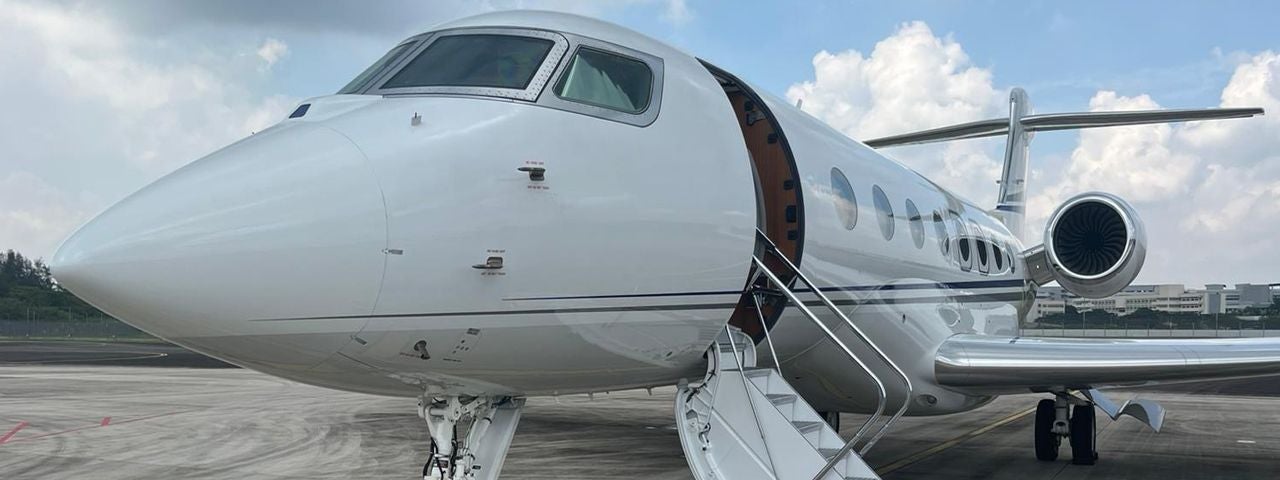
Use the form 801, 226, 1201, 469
51, 11, 1029, 417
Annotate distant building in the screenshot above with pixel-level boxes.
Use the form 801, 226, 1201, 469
1027, 283, 1278, 321
1237, 283, 1275, 309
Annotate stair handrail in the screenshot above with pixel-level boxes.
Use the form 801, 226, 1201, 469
753, 229, 915, 478
722, 325, 781, 479
749, 256, 888, 454
748, 280, 785, 374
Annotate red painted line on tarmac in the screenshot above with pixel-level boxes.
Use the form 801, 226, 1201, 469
100, 417, 111, 426
0, 411, 190, 446
110, 410, 188, 425
0, 422, 28, 444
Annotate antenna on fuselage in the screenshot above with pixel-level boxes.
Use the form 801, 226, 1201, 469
861, 88, 1264, 239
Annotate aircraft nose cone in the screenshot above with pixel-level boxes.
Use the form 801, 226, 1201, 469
51, 123, 386, 367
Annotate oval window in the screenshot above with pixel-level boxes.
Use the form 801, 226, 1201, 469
993, 241, 1005, 272
952, 217, 970, 270
872, 185, 894, 241
906, 199, 924, 249
933, 211, 949, 256
830, 168, 857, 230
971, 221, 989, 273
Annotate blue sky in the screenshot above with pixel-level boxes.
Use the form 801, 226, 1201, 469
1, 0, 1277, 284
297, 1, 1275, 105
269, 1, 1275, 159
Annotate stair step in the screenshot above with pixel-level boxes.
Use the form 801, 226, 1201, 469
792, 420, 824, 433
717, 344, 748, 353
819, 447, 843, 460
766, 393, 796, 406
742, 367, 773, 378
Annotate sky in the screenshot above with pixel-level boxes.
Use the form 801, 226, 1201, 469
1, 0, 1277, 286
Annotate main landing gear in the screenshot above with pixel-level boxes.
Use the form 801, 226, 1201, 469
419, 395, 525, 480
1033, 393, 1097, 465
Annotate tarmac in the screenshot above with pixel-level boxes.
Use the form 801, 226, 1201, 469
1, 340, 1278, 479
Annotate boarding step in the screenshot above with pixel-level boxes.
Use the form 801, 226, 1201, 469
676, 330, 880, 480
715, 328, 757, 370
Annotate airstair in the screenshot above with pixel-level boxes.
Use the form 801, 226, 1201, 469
675, 231, 912, 480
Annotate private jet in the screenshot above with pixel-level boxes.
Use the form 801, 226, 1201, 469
50, 10, 1274, 480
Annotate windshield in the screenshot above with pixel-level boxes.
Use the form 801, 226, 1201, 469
380, 34, 555, 90
337, 41, 417, 94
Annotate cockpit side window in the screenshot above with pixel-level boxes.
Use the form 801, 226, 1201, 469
539, 33, 664, 127
553, 47, 653, 114
382, 35, 555, 90
338, 41, 418, 94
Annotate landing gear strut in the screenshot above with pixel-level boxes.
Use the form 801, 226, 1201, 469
1033, 393, 1097, 465
419, 395, 525, 480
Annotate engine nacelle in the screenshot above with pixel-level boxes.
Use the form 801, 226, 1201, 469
1024, 192, 1147, 298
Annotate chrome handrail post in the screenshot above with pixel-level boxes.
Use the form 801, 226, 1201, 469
724, 325, 779, 478
751, 290, 784, 374
755, 229, 914, 455
751, 257, 887, 447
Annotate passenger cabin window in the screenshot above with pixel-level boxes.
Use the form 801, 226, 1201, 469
906, 199, 924, 249
952, 215, 970, 270
932, 211, 949, 256
993, 241, 1005, 272
830, 168, 857, 230
338, 41, 417, 94
382, 34, 555, 90
972, 221, 989, 274
554, 47, 653, 113
872, 185, 894, 241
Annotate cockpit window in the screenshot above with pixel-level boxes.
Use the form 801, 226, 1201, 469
338, 41, 417, 94
382, 34, 555, 90
554, 47, 653, 113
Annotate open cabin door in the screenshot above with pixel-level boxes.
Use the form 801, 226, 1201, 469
702, 61, 805, 342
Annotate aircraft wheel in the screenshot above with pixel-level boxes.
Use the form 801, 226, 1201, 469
1034, 399, 1059, 461
1069, 405, 1098, 465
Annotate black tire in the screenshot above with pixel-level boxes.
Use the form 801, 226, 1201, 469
1070, 405, 1098, 465
1034, 399, 1059, 461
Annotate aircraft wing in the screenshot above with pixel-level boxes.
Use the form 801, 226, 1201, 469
935, 334, 1280, 395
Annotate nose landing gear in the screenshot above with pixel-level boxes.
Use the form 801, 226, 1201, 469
1033, 393, 1097, 465
419, 395, 525, 480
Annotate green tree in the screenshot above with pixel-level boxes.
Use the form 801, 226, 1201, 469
0, 249, 110, 322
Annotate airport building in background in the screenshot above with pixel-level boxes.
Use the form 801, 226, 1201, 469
1029, 283, 1280, 321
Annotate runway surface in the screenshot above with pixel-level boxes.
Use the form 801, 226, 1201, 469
0, 340, 234, 368
1, 340, 1278, 479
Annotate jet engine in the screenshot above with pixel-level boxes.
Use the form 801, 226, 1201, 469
1024, 192, 1147, 298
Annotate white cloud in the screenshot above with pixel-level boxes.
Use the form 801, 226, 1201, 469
1029, 51, 1280, 283
1176, 51, 1280, 236
661, 0, 693, 26
256, 37, 288, 69
0, 1, 296, 257
785, 21, 1004, 204
0, 172, 97, 259
789, 22, 1279, 284
1028, 91, 1198, 224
